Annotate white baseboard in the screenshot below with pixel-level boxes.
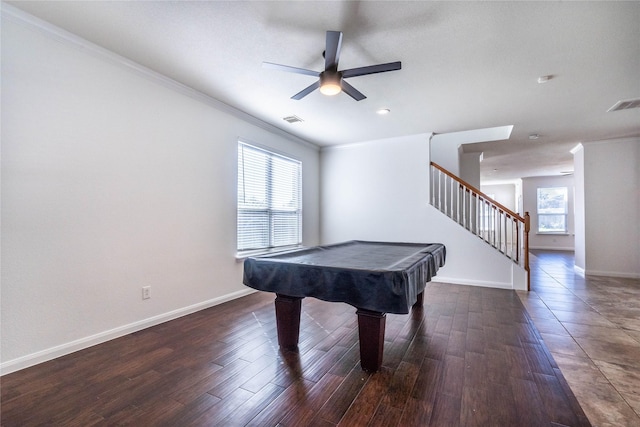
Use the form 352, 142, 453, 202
432, 276, 513, 290
585, 270, 640, 279
529, 246, 575, 251
0, 288, 256, 376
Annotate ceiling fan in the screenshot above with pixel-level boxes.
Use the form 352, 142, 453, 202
263, 31, 401, 101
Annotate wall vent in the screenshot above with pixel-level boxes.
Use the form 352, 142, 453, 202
283, 115, 304, 123
607, 98, 640, 112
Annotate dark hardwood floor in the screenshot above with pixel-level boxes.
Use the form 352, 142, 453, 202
1, 282, 591, 426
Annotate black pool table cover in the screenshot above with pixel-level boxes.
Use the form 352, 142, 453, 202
243, 240, 446, 314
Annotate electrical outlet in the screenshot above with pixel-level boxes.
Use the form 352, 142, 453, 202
142, 286, 151, 300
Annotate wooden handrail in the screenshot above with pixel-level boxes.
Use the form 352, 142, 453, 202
430, 162, 525, 222
430, 161, 530, 290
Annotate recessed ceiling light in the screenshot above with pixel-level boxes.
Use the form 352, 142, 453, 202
376, 108, 390, 115
537, 75, 553, 84
528, 133, 540, 140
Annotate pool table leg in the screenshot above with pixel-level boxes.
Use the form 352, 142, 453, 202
413, 290, 424, 308
275, 294, 303, 352
356, 309, 386, 372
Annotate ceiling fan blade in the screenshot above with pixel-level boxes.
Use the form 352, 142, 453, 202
325, 31, 343, 70
341, 61, 402, 79
291, 81, 320, 100
262, 62, 319, 77
341, 80, 366, 101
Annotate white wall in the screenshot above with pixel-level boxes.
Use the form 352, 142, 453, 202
522, 175, 575, 251
430, 125, 513, 176
320, 134, 526, 291
481, 183, 517, 212
459, 151, 482, 188
1, 10, 320, 373
578, 138, 640, 277
573, 147, 587, 271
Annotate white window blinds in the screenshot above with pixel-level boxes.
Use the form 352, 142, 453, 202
237, 142, 302, 252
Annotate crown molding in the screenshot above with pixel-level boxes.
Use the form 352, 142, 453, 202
322, 132, 433, 152
1, 2, 319, 152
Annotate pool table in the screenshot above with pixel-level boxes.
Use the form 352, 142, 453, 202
242, 240, 446, 372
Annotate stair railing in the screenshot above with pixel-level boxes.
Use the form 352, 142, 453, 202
430, 162, 530, 289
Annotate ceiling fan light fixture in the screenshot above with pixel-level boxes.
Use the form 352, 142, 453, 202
319, 73, 342, 96
320, 82, 342, 96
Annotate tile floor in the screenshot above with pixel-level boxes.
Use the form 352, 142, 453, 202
518, 250, 640, 427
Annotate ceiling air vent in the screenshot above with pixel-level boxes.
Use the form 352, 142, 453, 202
607, 98, 640, 112
283, 115, 304, 124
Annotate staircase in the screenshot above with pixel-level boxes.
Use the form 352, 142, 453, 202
430, 162, 530, 290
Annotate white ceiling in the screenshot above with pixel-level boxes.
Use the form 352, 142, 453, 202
7, 1, 640, 183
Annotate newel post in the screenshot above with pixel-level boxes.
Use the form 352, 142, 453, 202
524, 212, 531, 291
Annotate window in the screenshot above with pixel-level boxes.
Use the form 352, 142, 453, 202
537, 187, 568, 233
237, 141, 302, 252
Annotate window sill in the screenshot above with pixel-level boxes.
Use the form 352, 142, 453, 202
535, 232, 571, 236
236, 245, 303, 261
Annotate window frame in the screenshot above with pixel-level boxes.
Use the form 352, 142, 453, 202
236, 141, 302, 255
536, 186, 568, 234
